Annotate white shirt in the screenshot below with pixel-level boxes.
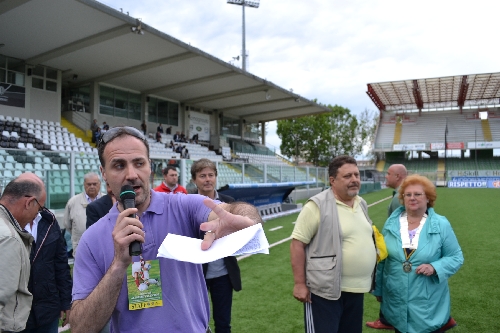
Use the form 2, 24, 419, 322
25, 212, 41, 242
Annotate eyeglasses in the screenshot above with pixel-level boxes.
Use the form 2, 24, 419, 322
403, 192, 425, 199
25, 195, 46, 213
98, 126, 146, 148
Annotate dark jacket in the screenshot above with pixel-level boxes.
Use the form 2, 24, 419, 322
202, 192, 242, 291
25, 210, 72, 329
86, 194, 114, 229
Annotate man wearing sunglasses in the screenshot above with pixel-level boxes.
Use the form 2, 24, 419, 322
70, 127, 263, 333
0, 172, 46, 332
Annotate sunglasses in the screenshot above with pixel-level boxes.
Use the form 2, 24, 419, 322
98, 126, 147, 148
25, 195, 46, 213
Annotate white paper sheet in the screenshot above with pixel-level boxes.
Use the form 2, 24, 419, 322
157, 224, 269, 264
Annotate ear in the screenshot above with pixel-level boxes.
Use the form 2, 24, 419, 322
100, 165, 106, 182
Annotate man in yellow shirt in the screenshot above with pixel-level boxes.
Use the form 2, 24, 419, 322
290, 155, 376, 333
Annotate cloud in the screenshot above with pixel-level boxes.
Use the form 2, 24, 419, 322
103, 0, 500, 156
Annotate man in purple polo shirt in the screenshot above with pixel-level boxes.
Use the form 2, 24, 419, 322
69, 127, 262, 333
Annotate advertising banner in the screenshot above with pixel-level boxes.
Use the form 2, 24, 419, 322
430, 142, 464, 150
468, 141, 500, 149
447, 181, 488, 188
447, 170, 500, 177
188, 112, 210, 141
0, 83, 25, 108
393, 143, 426, 151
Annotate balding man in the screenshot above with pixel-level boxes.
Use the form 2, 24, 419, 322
0, 173, 46, 332
366, 163, 407, 330
64, 172, 102, 257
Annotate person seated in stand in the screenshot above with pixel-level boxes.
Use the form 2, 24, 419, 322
157, 123, 164, 134
173, 131, 181, 142
155, 130, 162, 143
166, 126, 172, 135
192, 133, 199, 144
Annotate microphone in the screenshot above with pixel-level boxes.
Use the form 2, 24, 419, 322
120, 185, 142, 256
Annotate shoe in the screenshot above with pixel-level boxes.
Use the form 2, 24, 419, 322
366, 319, 394, 330
440, 317, 457, 332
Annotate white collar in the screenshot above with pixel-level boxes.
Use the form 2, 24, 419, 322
399, 211, 427, 249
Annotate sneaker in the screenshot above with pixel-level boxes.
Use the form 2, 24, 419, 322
440, 317, 457, 332
366, 319, 394, 330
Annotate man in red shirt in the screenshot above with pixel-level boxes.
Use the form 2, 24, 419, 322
153, 165, 187, 194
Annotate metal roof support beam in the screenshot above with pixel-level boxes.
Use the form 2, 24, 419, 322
412, 80, 424, 115
144, 71, 239, 95
366, 84, 386, 111
80, 52, 198, 85
26, 25, 131, 65
218, 97, 295, 112
457, 75, 468, 114
0, 0, 31, 15
245, 104, 319, 119
183, 85, 267, 105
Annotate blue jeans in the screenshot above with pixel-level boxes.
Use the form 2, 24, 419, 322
19, 318, 59, 333
206, 274, 233, 333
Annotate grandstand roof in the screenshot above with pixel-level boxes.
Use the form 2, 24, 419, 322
367, 72, 500, 112
0, 0, 330, 123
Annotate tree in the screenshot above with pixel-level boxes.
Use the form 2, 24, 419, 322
276, 105, 377, 166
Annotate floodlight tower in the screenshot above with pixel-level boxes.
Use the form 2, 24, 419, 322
227, 0, 260, 72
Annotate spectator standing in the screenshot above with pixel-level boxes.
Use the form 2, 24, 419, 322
90, 119, 98, 143
69, 126, 262, 332
140, 121, 147, 135
86, 183, 116, 229
157, 123, 164, 133
154, 166, 187, 194
191, 158, 241, 333
21, 209, 72, 333
64, 172, 102, 257
290, 156, 377, 333
0, 173, 46, 332
94, 127, 102, 144
366, 163, 407, 330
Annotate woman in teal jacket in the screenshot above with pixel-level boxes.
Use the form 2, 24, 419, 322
373, 175, 463, 333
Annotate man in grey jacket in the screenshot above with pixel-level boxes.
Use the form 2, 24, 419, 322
290, 156, 377, 333
0, 173, 46, 332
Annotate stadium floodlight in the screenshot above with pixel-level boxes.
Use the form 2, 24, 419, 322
227, 0, 261, 71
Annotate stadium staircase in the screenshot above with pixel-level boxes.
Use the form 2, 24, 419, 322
376, 159, 385, 172
61, 117, 93, 146
481, 119, 493, 141
393, 122, 402, 144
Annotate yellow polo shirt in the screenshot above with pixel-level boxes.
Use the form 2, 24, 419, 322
292, 196, 376, 292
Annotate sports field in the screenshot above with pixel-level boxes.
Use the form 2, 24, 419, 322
226, 187, 500, 332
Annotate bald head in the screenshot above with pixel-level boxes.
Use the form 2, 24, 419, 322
385, 164, 407, 189
0, 172, 47, 228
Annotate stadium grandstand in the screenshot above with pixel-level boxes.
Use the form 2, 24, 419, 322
0, 0, 333, 217
367, 72, 500, 187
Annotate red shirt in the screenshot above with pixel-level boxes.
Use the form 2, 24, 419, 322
153, 182, 187, 194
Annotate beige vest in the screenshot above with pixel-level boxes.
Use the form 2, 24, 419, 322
306, 189, 372, 300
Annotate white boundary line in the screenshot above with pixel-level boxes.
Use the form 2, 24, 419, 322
237, 196, 392, 262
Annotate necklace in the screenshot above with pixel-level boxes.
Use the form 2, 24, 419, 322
407, 215, 422, 224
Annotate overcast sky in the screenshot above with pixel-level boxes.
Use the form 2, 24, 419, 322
103, 0, 500, 153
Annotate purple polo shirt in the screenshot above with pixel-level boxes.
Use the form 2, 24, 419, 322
72, 191, 212, 333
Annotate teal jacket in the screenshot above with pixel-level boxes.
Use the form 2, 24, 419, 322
374, 207, 463, 333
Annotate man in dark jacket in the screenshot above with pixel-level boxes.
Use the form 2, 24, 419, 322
21, 209, 72, 333
191, 158, 241, 333
86, 183, 116, 229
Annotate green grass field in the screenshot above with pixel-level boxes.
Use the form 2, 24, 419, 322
225, 188, 500, 333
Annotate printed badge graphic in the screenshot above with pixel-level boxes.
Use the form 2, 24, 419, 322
127, 257, 162, 310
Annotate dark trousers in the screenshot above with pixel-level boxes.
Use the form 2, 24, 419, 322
19, 318, 59, 333
305, 292, 364, 333
206, 274, 233, 333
